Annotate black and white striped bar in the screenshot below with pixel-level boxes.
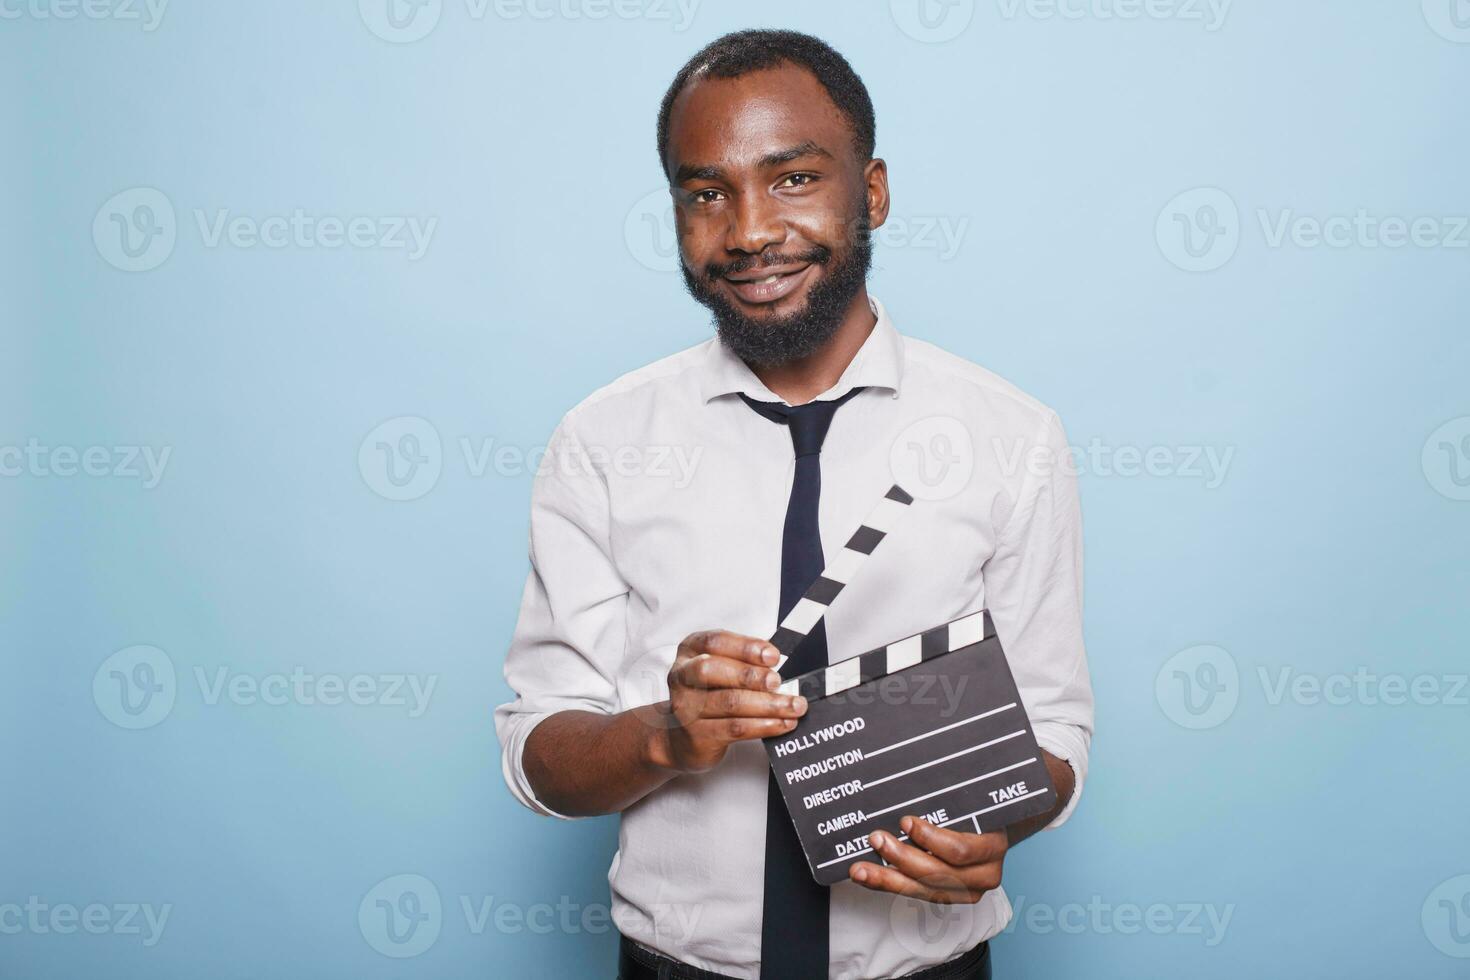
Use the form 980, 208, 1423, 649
768, 483, 915, 667
778, 610, 995, 701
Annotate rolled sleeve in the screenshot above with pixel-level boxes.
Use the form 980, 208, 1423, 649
983, 409, 1094, 831
493, 415, 629, 820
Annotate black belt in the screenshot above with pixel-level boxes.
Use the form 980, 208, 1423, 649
617, 933, 991, 980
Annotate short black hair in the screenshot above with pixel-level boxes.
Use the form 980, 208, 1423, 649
656, 29, 876, 180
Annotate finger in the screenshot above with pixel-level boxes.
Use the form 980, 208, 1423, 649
689, 716, 799, 744
866, 830, 970, 890
680, 631, 780, 667
901, 816, 1007, 867
690, 688, 807, 720
672, 653, 783, 693
847, 862, 970, 904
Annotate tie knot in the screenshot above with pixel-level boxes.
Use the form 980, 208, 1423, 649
740, 387, 865, 458
786, 401, 840, 457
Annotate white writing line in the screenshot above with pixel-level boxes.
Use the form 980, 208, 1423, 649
864, 702, 1018, 759
865, 758, 1036, 821
814, 786, 1051, 870
862, 730, 1027, 790
941, 788, 1052, 831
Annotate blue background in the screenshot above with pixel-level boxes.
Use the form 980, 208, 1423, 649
5, 0, 1469, 977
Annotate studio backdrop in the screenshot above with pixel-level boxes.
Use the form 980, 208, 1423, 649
4, 1, 1468, 977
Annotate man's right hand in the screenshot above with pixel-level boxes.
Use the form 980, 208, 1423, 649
647, 630, 809, 774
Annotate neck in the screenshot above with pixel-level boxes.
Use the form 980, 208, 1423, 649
750, 288, 876, 406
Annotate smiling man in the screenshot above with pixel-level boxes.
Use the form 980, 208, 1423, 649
494, 29, 1093, 980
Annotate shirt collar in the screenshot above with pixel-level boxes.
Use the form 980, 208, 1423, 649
698, 293, 905, 405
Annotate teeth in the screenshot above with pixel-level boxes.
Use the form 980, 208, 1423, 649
730, 271, 791, 286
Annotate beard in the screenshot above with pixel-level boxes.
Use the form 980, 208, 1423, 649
679, 206, 873, 369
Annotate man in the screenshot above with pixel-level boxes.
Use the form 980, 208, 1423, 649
494, 29, 1093, 980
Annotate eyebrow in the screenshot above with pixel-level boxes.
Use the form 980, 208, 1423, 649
672, 140, 835, 185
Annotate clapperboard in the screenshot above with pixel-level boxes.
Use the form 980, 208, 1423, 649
763, 485, 1057, 886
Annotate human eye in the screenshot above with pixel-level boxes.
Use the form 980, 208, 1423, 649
779, 173, 819, 189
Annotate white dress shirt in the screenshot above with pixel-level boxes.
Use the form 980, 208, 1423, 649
494, 294, 1093, 980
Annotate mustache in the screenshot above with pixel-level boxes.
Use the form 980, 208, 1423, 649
702, 245, 831, 282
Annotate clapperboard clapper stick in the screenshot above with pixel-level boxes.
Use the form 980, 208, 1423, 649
762, 484, 1057, 886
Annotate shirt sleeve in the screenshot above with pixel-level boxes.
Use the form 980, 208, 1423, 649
983, 409, 1094, 830
493, 414, 630, 819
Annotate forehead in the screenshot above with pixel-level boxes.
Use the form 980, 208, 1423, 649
665, 62, 854, 174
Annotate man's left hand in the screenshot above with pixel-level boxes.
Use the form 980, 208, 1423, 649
848, 816, 1007, 905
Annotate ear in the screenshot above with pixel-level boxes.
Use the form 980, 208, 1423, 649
863, 157, 891, 231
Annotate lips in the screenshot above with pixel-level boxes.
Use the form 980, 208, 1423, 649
724, 263, 813, 305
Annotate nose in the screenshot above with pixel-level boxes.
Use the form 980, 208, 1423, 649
724, 190, 787, 256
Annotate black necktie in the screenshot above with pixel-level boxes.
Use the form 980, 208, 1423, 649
741, 386, 865, 980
